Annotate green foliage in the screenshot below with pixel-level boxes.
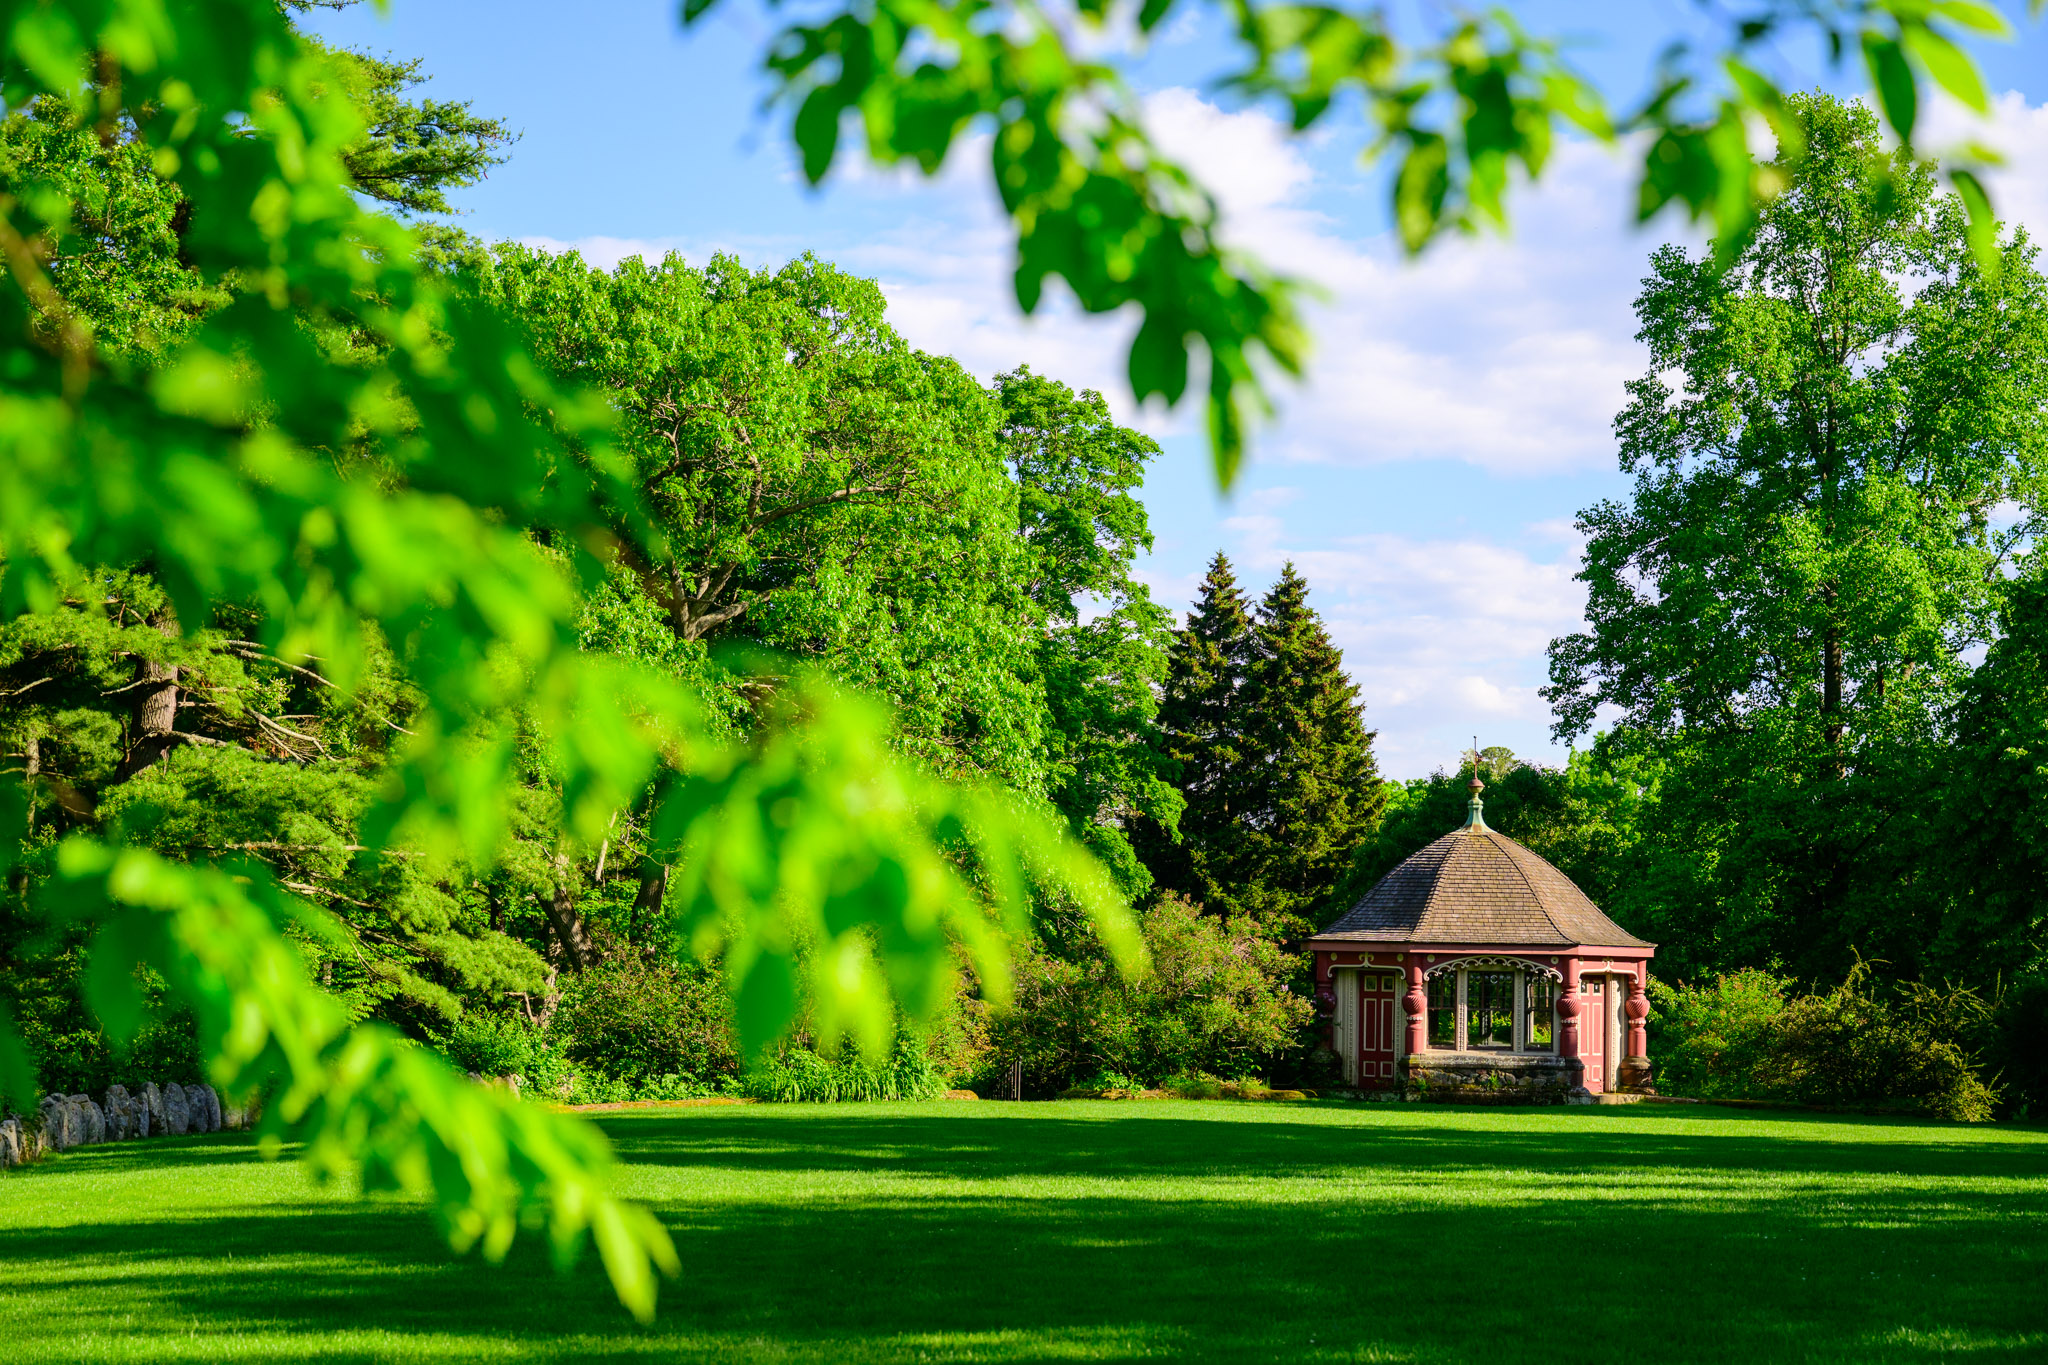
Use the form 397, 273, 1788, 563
555, 955, 738, 1089
680, 0, 2011, 477
1232, 563, 1383, 936
310, 37, 516, 218
1143, 556, 1379, 934
446, 1010, 543, 1079
1645, 967, 1793, 1101
476, 246, 1053, 796
744, 1036, 944, 1103
1140, 552, 1256, 908
998, 366, 1178, 897
0, 98, 225, 360
1933, 572, 2048, 984
980, 894, 1311, 1094
1546, 94, 2048, 982
1649, 967, 2000, 1121
0, 0, 1138, 1319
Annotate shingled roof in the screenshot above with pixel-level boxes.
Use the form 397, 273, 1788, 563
1318, 808, 1651, 949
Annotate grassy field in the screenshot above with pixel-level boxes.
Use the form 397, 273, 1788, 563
0, 1100, 2043, 1363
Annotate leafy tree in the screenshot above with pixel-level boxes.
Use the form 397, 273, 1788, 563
313, 39, 515, 218
1545, 94, 2048, 981
477, 246, 1048, 795
1140, 553, 1257, 908
997, 367, 1179, 897
1933, 573, 2048, 979
0, 0, 1134, 1319
1234, 563, 1381, 936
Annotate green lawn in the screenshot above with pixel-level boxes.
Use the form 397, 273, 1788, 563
1, 1101, 2044, 1363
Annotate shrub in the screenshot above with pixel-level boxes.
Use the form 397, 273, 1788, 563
1646, 967, 1790, 1100
975, 895, 1312, 1095
1772, 983, 1995, 1121
446, 1011, 543, 1078
554, 956, 739, 1088
1650, 966, 2000, 1120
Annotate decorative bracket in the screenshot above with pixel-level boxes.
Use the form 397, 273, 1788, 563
1421, 955, 1563, 983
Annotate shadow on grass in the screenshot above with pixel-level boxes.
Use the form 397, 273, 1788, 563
2, 1107, 2043, 1363
595, 1105, 2048, 1185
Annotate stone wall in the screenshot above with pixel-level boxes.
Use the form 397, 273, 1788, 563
0, 1080, 255, 1170
1402, 1053, 1584, 1104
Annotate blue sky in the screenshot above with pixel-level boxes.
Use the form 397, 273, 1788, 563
305, 2, 2048, 777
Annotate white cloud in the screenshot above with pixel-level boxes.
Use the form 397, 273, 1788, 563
1920, 89, 2048, 243
1220, 527, 1590, 777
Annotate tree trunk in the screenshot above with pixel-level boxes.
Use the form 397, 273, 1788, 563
542, 856, 598, 969
631, 863, 670, 941
1822, 615, 1844, 781
119, 610, 182, 779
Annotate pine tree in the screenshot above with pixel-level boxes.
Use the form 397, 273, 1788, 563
1236, 562, 1383, 937
1138, 553, 1257, 907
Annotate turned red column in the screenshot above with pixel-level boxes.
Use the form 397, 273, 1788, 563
1619, 966, 1654, 1092
1557, 958, 1583, 1073
1624, 969, 1649, 1055
1403, 959, 1427, 1057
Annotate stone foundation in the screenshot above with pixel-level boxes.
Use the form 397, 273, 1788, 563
1402, 1053, 1583, 1104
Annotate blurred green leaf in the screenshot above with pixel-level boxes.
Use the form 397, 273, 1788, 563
1951, 167, 2002, 278
1863, 32, 1918, 144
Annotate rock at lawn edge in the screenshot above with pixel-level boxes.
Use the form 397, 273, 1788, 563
187, 1084, 221, 1133
103, 1085, 141, 1140
0, 1117, 20, 1167
38, 1095, 72, 1149
70, 1095, 106, 1145
142, 1081, 165, 1130
162, 1081, 190, 1135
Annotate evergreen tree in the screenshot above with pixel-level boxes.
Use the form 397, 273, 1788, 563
1235, 563, 1383, 936
1138, 553, 1256, 907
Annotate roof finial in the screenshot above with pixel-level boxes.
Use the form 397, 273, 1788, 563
1464, 734, 1489, 832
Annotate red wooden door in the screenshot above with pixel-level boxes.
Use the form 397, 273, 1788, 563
1580, 976, 1606, 1093
1359, 973, 1398, 1088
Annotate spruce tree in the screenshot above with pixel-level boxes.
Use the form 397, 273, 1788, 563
1138, 553, 1257, 907
1237, 562, 1383, 937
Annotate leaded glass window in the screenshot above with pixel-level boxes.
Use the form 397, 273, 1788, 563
1467, 970, 1514, 1049
1526, 977, 1555, 1051
1427, 974, 1456, 1048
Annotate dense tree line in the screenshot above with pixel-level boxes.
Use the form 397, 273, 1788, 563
5, 27, 2041, 1121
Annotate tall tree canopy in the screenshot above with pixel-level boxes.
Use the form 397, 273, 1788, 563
1545, 94, 2048, 980
996, 367, 1179, 897
1141, 553, 1257, 908
1236, 564, 1383, 936
1142, 557, 1379, 935
476, 247, 1048, 793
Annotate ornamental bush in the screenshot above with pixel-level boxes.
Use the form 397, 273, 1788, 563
976, 894, 1311, 1095
1645, 967, 1791, 1100
554, 957, 741, 1090
1649, 968, 2000, 1120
